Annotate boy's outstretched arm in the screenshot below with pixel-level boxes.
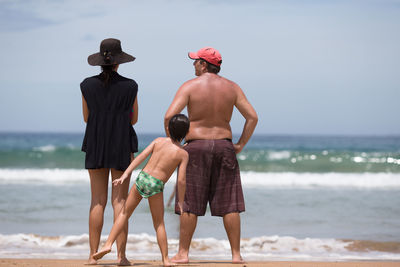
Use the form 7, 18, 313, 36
176, 151, 188, 214
113, 139, 157, 185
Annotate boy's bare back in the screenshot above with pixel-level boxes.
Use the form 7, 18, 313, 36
142, 137, 188, 183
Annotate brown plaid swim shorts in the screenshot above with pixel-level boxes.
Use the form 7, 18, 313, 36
175, 139, 245, 217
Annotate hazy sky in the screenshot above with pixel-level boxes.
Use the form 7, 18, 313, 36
0, 0, 399, 135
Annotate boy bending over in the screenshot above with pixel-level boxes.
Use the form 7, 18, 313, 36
93, 114, 189, 266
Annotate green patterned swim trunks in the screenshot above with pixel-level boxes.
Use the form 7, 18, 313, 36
135, 170, 165, 198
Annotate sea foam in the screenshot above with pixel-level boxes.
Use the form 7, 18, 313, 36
242, 172, 400, 189
0, 233, 399, 261
0, 168, 399, 189
33, 145, 57, 152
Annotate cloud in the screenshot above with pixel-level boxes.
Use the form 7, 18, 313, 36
0, 0, 108, 32
0, 4, 53, 32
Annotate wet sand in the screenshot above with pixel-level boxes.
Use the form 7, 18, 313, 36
0, 259, 399, 267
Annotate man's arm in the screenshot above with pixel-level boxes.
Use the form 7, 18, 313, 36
164, 83, 191, 136
233, 85, 258, 153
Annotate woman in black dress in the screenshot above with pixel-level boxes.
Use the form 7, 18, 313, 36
81, 38, 138, 265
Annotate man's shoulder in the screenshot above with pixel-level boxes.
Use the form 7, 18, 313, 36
181, 76, 201, 87
205, 74, 240, 89
219, 75, 240, 88
182, 75, 237, 87
176, 77, 201, 95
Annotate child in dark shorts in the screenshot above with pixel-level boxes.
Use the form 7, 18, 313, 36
93, 114, 189, 267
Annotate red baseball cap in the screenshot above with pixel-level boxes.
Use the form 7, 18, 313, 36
188, 47, 222, 67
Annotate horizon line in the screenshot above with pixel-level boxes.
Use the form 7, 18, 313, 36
0, 131, 399, 138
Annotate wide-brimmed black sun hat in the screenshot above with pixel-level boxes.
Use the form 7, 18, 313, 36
88, 38, 135, 66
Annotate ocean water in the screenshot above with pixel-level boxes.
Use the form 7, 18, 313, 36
0, 133, 400, 261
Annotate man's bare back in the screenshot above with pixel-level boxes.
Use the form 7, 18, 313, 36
184, 73, 236, 140
165, 68, 257, 153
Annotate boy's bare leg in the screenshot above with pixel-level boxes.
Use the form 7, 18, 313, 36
223, 212, 244, 264
111, 168, 131, 266
148, 193, 175, 266
94, 185, 143, 261
88, 168, 109, 265
171, 212, 198, 264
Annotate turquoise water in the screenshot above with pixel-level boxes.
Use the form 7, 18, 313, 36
0, 133, 399, 260
1, 133, 399, 172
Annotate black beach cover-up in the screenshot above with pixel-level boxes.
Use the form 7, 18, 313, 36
81, 71, 138, 171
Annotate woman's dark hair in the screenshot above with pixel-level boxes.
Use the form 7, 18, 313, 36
100, 65, 117, 86
168, 114, 190, 142
200, 59, 220, 74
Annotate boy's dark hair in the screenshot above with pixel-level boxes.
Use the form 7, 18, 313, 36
168, 114, 190, 142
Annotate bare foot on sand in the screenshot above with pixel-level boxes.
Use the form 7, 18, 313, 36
170, 254, 189, 264
118, 257, 131, 266
232, 255, 246, 264
163, 258, 177, 266
93, 247, 112, 261
86, 256, 97, 265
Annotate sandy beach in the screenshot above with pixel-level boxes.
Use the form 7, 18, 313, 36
0, 259, 399, 267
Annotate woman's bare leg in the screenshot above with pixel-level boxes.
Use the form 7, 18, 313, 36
148, 193, 175, 266
88, 168, 109, 265
94, 185, 143, 261
111, 168, 131, 265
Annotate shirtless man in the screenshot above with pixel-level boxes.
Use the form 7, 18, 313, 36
164, 47, 258, 263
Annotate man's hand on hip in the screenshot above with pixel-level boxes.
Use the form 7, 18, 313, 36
233, 143, 243, 154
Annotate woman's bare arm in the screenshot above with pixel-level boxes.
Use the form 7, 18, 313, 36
131, 97, 138, 125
